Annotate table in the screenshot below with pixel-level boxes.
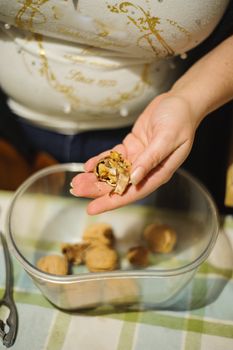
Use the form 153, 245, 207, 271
0, 190, 233, 350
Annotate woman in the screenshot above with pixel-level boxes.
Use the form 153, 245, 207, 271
0, 0, 232, 213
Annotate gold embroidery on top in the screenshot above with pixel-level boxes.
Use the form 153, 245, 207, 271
35, 33, 80, 108
107, 2, 190, 57
67, 70, 95, 84
98, 80, 117, 87
166, 19, 191, 40
67, 70, 117, 87
64, 53, 121, 69
92, 62, 151, 108
94, 19, 110, 38
107, 2, 173, 56
57, 25, 127, 49
141, 62, 150, 84
15, 0, 49, 30
99, 63, 151, 109
51, 5, 63, 20
34, 34, 151, 111
9, 31, 145, 113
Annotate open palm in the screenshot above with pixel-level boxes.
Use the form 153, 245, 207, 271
71, 93, 198, 214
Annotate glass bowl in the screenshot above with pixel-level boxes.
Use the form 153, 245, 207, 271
6, 163, 219, 310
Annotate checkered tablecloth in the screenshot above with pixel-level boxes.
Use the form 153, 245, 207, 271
0, 191, 233, 350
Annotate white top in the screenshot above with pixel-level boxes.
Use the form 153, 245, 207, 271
0, 0, 229, 134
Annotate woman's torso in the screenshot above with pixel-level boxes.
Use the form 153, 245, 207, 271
0, 0, 229, 133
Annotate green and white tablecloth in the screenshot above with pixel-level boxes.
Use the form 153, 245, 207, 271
0, 190, 233, 350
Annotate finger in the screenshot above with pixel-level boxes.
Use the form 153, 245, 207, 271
71, 173, 111, 198
130, 131, 184, 185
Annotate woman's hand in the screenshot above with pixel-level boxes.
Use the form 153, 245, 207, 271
70, 92, 199, 214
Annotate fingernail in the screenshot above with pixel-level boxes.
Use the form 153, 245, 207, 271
70, 182, 73, 188
70, 188, 77, 197
131, 166, 144, 185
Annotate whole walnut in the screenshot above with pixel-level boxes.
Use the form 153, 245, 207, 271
143, 223, 177, 253
126, 246, 149, 267
36, 255, 68, 275
82, 223, 115, 247
85, 245, 118, 272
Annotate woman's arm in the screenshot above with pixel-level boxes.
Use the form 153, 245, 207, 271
71, 35, 233, 215
172, 35, 233, 124
129, 35, 233, 186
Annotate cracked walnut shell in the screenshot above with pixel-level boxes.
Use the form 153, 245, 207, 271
95, 151, 131, 195
61, 242, 89, 265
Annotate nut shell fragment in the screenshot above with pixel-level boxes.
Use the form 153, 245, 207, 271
143, 224, 177, 253
61, 242, 89, 265
37, 255, 68, 275
95, 151, 131, 195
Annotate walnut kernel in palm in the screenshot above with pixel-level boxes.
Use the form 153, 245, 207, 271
95, 151, 131, 195
85, 245, 118, 272
36, 255, 68, 275
126, 246, 149, 267
143, 224, 177, 253
61, 242, 89, 265
83, 223, 115, 247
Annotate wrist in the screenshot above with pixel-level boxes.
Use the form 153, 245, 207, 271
167, 86, 205, 129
